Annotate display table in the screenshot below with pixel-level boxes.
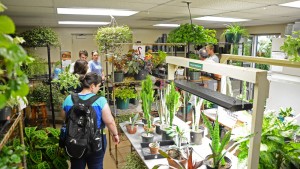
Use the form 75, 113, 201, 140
119, 116, 238, 169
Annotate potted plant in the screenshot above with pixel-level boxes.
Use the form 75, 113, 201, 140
222, 24, 248, 44
52, 66, 81, 94
188, 53, 201, 80
235, 109, 300, 169
278, 107, 293, 122
149, 141, 160, 154
151, 50, 167, 72
22, 53, 48, 79
20, 27, 60, 47
0, 139, 28, 168
126, 49, 152, 80
107, 54, 128, 82
95, 24, 132, 54
201, 112, 232, 169
280, 30, 300, 62
141, 75, 155, 142
168, 23, 217, 45
123, 152, 147, 169
25, 127, 69, 169
114, 86, 137, 110
161, 82, 181, 140
126, 113, 139, 134
190, 96, 204, 145
0, 3, 32, 109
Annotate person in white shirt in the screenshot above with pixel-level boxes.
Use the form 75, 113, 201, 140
205, 45, 219, 63
69, 50, 90, 73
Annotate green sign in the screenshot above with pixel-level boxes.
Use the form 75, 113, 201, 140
189, 62, 203, 70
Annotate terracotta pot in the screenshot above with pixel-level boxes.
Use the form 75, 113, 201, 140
126, 124, 138, 134
149, 143, 160, 154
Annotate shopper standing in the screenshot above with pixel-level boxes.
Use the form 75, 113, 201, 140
69, 50, 90, 73
62, 72, 119, 169
205, 45, 219, 63
72, 60, 89, 93
89, 50, 105, 80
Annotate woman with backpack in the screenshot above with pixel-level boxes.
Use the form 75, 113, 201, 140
62, 72, 119, 169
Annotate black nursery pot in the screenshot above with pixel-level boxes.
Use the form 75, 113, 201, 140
0, 107, 12, 121
190, 126, 205, 145
141, 132, 154, 143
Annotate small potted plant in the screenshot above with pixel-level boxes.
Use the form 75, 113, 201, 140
126, 113, 139, 134
188, 53, 201, 80
126, 49, 152, 80
149, 141, 160, 154
222, 23, 248, 44
190, 96, 204, 145
114, 86, 137, 110
151, 50, 167, 74
280, 31, 300, 62
201, 112, 232, 169
107, 54, 128, 82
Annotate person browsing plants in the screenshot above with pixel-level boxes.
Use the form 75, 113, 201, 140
205, 45, 219, 63
61, 72, 119, 169
89, 50, 105, 80
69, 50, 90, 73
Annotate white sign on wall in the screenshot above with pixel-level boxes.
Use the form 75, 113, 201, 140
133, 45, 145, 59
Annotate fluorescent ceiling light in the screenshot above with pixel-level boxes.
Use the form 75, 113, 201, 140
153, 24, 180, 27
279, 0, 300, 8
57, 8, 138, 16
58, 21, 110, 25
194, 16, 249, 22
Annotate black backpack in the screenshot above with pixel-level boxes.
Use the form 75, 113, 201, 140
62, 93, 104, 159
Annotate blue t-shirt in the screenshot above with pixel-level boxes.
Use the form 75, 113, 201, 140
88, 60, 102, 76
62, 93, 107, 128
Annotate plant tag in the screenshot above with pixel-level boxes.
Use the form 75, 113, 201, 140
189, 62, 203, 70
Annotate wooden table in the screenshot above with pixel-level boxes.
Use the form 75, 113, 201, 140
119, 116, 238, 169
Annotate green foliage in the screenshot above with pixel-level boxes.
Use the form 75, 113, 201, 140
95, 25, 132, 52
0, 3, 32, 109
27, 83, 49, 105
166, 82, 181, 126
129, 113, 139, 126
20, 27, 60, 47
0, 139, 28, 169
25, 127, 69, 169
52, 66, 80, 94
166, 125, 187, 148
222, 24, 249, 41
203, 99, 213, 109
167, 23, 217, 45
50, 86, 65, 111
237, 110, 300, 169
256, 39, 271, 70
152, 50, 167, 68
201, 112, 232, 168
122, 152, 147, 169
280, 31, 300, 62
22, 53, 47, 78
141, 75, 155, 131
279, 107, 293, 118
114, 86, 137, 101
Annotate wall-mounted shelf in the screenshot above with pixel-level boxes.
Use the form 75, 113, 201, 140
174, 80, 252, 111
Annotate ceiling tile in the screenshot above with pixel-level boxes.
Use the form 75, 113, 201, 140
1, 0, 53, 7
233, 0, 295, 5
245, 5, 300, 16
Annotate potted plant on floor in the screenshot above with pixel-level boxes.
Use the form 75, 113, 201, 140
280, 30, 300, 62
201, 112, 232, 169
114, 86, 137, 110
126, 113, 139, 134
161, 82, 181, 140
190, 96, 204, 145
149, 141, 160, 154
222, 24, 248, 44
141, 75, 155, 142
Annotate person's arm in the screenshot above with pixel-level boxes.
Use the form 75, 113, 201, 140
102, 103, 119, 144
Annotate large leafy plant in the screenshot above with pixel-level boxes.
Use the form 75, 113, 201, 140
236, 110, 300, 169
280, 31, 300, 62
52, 66, 80, 94
25, 127, 69, 169
95, 25, 132, 53
0, 3, 32, 109
20, 27, 60, 47
167, 23, 217, 45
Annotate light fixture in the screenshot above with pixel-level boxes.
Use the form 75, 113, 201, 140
57, 8, 138, 16
153, 24, 180, 27
58, 21, 110, 25
194, 16, 250, 22
279, 0, 300, 8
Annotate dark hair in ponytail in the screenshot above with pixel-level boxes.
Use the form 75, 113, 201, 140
79, 72, 101, 89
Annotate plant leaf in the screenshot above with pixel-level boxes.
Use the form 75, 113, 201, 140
0, 15, 15, 34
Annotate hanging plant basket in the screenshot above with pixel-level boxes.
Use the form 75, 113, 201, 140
20, 27, 60, 47
95, 17, 132, 53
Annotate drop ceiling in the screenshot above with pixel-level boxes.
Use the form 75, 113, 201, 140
1, 0, 300, 29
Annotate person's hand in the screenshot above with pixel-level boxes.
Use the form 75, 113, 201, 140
112, 134, 120, 145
